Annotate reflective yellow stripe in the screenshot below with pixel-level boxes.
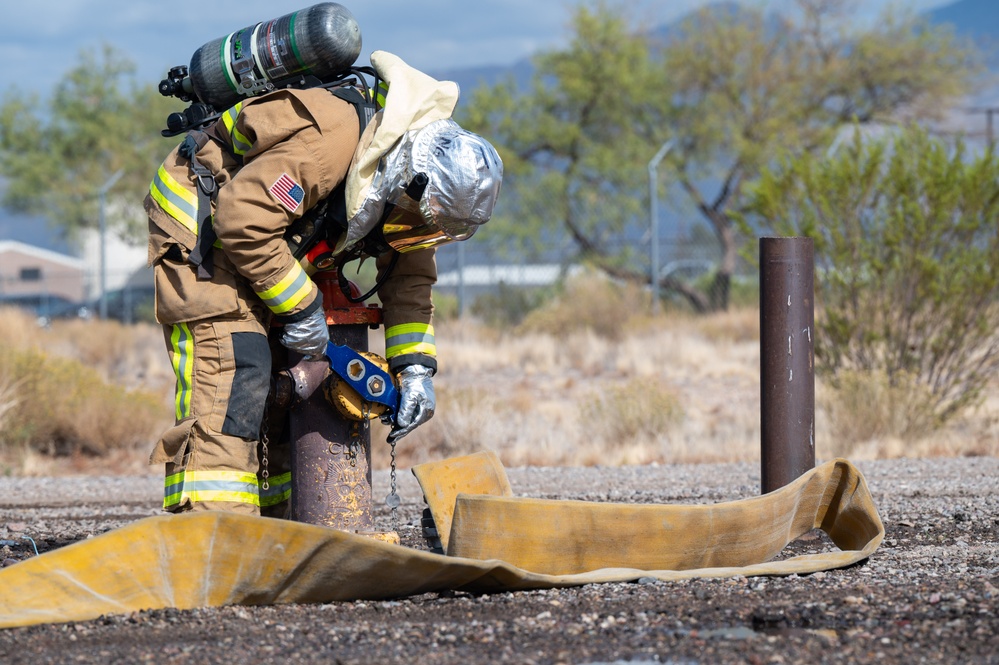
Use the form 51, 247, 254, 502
164, 470, 260, 509
149, 164, 198, 234
221, 102, 252, 155
170, 323, 194, 420
376, 81, 389, 109
256, 262, 313, 314
165, 470, 260, 485
386, 323, 434, 336
397, 239, 445, 253
220, 102, 242, 132
165, 489, 260, 507
260, 471, 292, 507
385, 323, 436, 358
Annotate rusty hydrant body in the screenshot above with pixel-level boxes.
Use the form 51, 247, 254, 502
273, 269, 384, 530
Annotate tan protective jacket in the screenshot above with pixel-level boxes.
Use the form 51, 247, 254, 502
145, 87, 437, 368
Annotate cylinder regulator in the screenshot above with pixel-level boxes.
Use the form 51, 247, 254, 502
158, 3, 362, 135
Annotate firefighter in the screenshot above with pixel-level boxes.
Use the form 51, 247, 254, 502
145, 51, 502, 516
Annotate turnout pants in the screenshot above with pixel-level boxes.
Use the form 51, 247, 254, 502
149, 235, 291, 516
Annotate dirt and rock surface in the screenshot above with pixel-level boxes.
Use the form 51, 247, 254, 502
0, 456, 996, 664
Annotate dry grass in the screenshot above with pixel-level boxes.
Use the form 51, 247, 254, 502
0, 375, 17, 435
518, 271, 654, 341
817, 370, 940, 456
580, 376, 683, 443
389, 302, 999, 469
385, 306, 766, 469
0, 346, 167, 456
2, 296, 997, 477
0, 307, 173, 475
816, 373, 999, 461
0, 307, 174, 391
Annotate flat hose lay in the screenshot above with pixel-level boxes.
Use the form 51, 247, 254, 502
0, 456, 882, 629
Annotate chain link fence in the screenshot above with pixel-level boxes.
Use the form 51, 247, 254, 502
0, 268, 154, 326
433, 222, 756, 319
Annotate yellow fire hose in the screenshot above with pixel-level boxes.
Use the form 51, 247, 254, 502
0, 454, 882, 629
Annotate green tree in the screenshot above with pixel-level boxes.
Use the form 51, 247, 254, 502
462, 0, 978, 311
746, 125, 999, 428
460, 4, 661, 281
0, 45, 182, 243
660, 1, 976, 310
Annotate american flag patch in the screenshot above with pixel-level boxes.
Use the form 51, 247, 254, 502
269, 173, 305, 212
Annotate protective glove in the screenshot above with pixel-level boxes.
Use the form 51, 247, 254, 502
279, 307, 330, 359
387, 364, 435, 443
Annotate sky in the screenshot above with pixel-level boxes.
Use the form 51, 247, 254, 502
0, 0, 954, 99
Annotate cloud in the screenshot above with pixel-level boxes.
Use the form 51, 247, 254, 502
0, 0, 956, 98
1, 0, 573, 96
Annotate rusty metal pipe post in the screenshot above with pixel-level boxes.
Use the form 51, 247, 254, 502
760, 237, 815, 494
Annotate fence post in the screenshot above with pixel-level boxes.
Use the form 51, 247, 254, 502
457, 240, 467, 318
760, 237, 815, 494
97, 170, 124, 320
648, 140, 674, 315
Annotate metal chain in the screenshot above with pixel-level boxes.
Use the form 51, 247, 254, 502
386, 438, 400, 515
260, 417, 270, 492
345, 403, 371, 468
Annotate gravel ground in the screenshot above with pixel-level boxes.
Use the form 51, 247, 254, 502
0, 456, 997, 664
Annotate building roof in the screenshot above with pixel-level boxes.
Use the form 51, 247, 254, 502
0, 240, 85, 270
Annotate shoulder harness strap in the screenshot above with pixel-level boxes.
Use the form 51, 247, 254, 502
322, 65, 381, 137
328, 85, 377, 137
178, 130, 218, 280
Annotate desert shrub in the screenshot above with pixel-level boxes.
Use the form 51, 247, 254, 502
819, 369, 939, 457
687, 305, 760, 344
748, 125, 999, 430
405, 386, 497, 461
0, 345, 166, 457
0, 308, 173, 391
0, 376, 16, 437
431, 292, 460, 322
687, 271, 760, 312
727, 276, 760, 309
470, 283, 549, 328
48, 318, 147, 380
0, 307, 41, 350
519, 272, 652, 341
579, 376, 683, 444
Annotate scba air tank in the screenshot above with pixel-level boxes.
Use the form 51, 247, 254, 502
188, 3, 362, 110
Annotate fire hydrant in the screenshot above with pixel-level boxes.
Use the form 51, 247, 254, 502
270, 269, 397, 541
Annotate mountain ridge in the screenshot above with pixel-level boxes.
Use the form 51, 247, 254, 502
431, 0, 997, 96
